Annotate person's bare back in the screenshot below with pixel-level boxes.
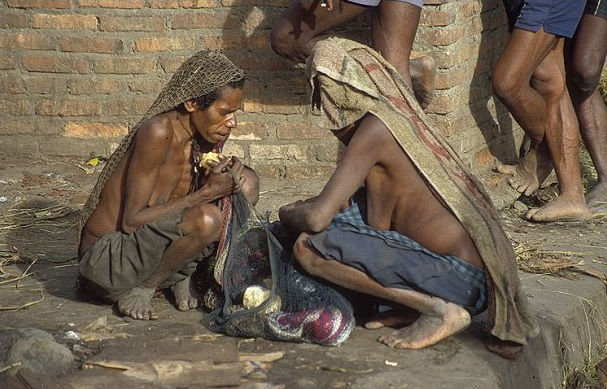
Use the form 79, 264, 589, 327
280, 114, 485, 349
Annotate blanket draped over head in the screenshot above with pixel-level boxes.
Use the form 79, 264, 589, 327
306, 38, 538, 355
79, 49, 245, 229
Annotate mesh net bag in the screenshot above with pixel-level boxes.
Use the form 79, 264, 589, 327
203, 191, 355, 346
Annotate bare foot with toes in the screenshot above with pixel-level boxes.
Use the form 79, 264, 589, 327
586, 182, 607, 214
497, 146, 553, 196
525, 195, 592, 222
377, 299, 470, 349
172, 276, 202, 311
117, 286, 158, 320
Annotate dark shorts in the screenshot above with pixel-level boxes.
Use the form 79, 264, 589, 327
503, 0, 585, 38
585, 0, 607, 20
306, 190, 487, 315
78, 211, 215, 302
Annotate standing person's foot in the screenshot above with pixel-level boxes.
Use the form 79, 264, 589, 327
377, 299, 470, 349
409, 54, 437, 110
172, 275, 202, 311
525, 195, 592, 222
117, 286, 158, 320
496, 146, 553, 196
585, 182, 607, 214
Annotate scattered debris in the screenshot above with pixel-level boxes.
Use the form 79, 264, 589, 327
385, 360, 398, 367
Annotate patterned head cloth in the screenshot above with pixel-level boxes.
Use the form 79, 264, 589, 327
80, 50, 244, 227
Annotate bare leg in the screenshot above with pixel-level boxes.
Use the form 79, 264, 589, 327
526, 88, 592, 221
117, 204, 222, 320
493, 28, 560, 195
294, 233, 471, 349
567, 14, 607, 213
271, 1, 433, 106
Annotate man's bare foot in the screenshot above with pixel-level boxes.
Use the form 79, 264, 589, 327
525, 195, 592, 222
496, 146, 553, 196
586, 182, 607, 214
171, 276, 202, 311
410, 54, 436, 110
377, 299, 470, 349
365, 308, 420, 329
117, 286, 158, 320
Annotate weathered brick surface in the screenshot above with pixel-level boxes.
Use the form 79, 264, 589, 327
33, 14, 97, 30
0, 0, 525, 195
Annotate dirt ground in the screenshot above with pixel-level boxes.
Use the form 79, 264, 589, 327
1, 154, 606, 388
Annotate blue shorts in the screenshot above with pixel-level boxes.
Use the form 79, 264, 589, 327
346, 0, 424, 8
306, 189, 487, 315
503, 0, 585, 38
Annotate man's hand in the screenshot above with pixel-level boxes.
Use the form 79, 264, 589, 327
197, 156, 246, 202
279, 198, 328, 233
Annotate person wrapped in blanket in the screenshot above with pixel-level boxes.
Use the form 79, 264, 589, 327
278, 38, 537, 355
77, 50, 259, 320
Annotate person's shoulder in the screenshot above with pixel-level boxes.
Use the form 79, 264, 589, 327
137, 113, 174, 143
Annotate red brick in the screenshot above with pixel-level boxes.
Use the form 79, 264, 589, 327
417, 25, 465, 46
99, 16, 165, 32
250, 144, 306, 161
33, 14, 97, 30
103, 97, 155, 115
158, 55, 190, 73
0, 32, 56, 50
127, 77, 167, 94
65, 121, 128, 138
36, 98, 102, 116
243, 101, 304, 115
172, 12, 239, 30
67, 76, 125, 95
22, 54, 88, 73
276, 122, 328, 139
92, 57, 157, 74
149, 0, 215, 8
200, 31, 269, 50
0, 97, 34, 115
0, 118, 64, 135
24, 76, 67, 94
61, 36, 123, 54
0, 54, 16, 70
0, 12, 28, 28
6, 0, 71, 8
220, 0, 289, 6
134, 36, 196, 53
420, 9, 453, 27
0, 74, 26, 94
434, 66, 470, 90
231, 121, 272, 140
78, 0, 144, 8
474, 146, 494, 168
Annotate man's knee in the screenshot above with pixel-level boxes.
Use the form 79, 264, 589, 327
491, 69, 524, 102
242, 168, 260, 206
181, 204, 222, 243
270, 18, 297, 59
568, 60, 602, 97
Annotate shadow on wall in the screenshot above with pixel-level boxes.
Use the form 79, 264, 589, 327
468, 2, 519, 165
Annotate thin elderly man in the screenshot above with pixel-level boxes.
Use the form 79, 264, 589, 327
493, 0, 591, 222
279, 38, 536, 355
271, 0, 436, 109
566, 0, 607, 213
78, 50, 259, 320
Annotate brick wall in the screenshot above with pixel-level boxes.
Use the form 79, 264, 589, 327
0, 0, 522, 188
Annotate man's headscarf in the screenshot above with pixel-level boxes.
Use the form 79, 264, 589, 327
80, 50, 244, 227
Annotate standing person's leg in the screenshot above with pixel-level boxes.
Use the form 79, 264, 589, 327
567, 14, 607, 213
372, 0, 422, 89
493, 28, 564, 194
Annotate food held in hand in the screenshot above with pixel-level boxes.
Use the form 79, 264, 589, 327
200, 152, 223, 173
